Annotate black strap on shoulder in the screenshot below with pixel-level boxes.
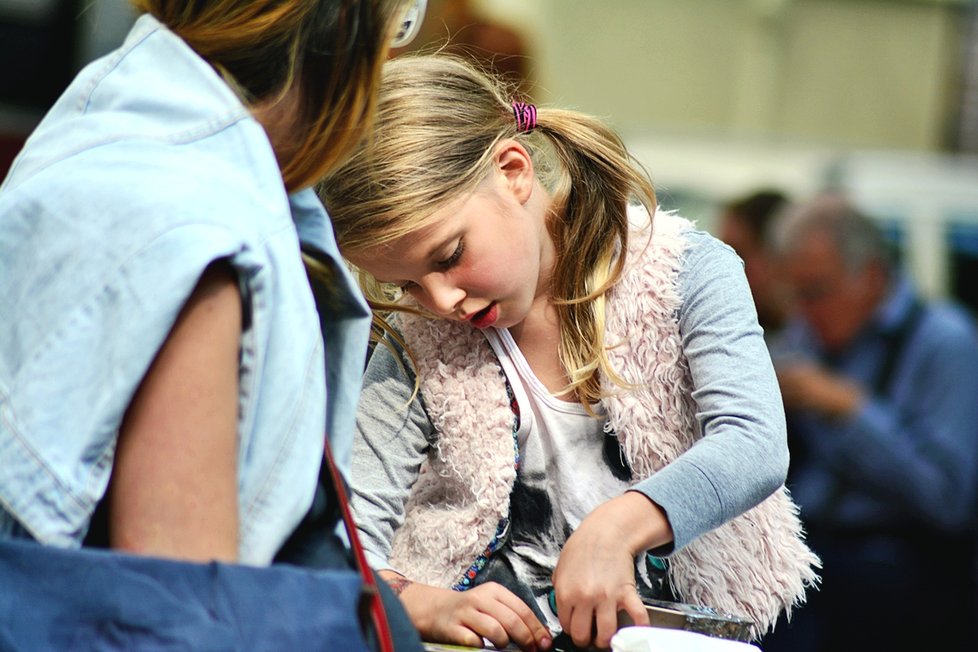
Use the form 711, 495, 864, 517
811, 298, 926, 527
872, 299, 924, 397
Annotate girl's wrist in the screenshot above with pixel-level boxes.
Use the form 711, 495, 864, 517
615, 491, 674, 555
384, 575, 414, 596
382, 577, 439, 634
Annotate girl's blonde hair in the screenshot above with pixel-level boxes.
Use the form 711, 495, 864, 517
131, 0, 404, 191
319, 54, 657, 408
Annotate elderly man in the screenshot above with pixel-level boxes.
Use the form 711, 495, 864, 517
763, 194, 978, 651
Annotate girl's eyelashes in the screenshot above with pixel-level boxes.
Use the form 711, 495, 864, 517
392, 239, 463, 291
438, 240, 464, 269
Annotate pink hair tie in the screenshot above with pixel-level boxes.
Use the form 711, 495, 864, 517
512, 101, 537, 133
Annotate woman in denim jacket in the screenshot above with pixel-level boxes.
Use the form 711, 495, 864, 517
0, 0, 421, 567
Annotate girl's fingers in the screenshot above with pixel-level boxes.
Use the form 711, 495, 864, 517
593, 600, 621, 650
557, 585, 647, 649
442, 625, 486, 650
566, 604, 597, 649
620, 588, 650, 628
490, 587, 552, 649
459, 608, 510, 649
465, 585, 551, 651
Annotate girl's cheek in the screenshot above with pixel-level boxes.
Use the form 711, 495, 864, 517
460, 266, 501, 293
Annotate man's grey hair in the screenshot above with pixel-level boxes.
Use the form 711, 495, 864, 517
771, 192, 894, 275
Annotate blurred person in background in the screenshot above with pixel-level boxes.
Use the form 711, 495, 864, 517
716, 189, 795, 349
761, 193, 978, 652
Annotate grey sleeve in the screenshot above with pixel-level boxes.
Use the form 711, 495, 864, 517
349, 340, 435, 572
631, 231, 789, 552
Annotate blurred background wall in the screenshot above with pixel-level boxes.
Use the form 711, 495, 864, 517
1, 0, 976, 309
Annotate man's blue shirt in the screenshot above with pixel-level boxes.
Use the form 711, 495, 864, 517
781, 276, 978, 533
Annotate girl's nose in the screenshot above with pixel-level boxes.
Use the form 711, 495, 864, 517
420, 277, 465, 317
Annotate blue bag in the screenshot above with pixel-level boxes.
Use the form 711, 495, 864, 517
0, 537, 370, 651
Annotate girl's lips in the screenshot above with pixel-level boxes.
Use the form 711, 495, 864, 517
468, 303, 498, 329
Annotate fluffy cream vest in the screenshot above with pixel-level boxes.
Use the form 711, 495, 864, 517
389, 210, 819, 636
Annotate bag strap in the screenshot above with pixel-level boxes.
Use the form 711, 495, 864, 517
322, 438, 395, 652
816, 298, 925, 525
871, 299, 924, 396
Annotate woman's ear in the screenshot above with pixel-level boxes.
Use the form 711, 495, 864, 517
494, 139, 535, 205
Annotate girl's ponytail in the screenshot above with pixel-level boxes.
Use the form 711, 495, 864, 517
528, 107, 656, 407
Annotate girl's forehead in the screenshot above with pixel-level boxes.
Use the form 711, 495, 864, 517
352, 181, 491, 260
351, 212, 456, 266
395, 187, 484, 242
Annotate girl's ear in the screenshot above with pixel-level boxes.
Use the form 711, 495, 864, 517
494, 139, 535, 205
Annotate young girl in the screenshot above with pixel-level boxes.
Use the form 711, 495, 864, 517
320, 54, 819, 651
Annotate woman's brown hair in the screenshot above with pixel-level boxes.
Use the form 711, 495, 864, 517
131, 0, 405, 191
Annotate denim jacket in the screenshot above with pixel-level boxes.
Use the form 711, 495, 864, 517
0, 14, 371, 565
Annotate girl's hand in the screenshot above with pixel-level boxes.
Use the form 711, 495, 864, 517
552, 492, 673, 649
394, 578, 552, 652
